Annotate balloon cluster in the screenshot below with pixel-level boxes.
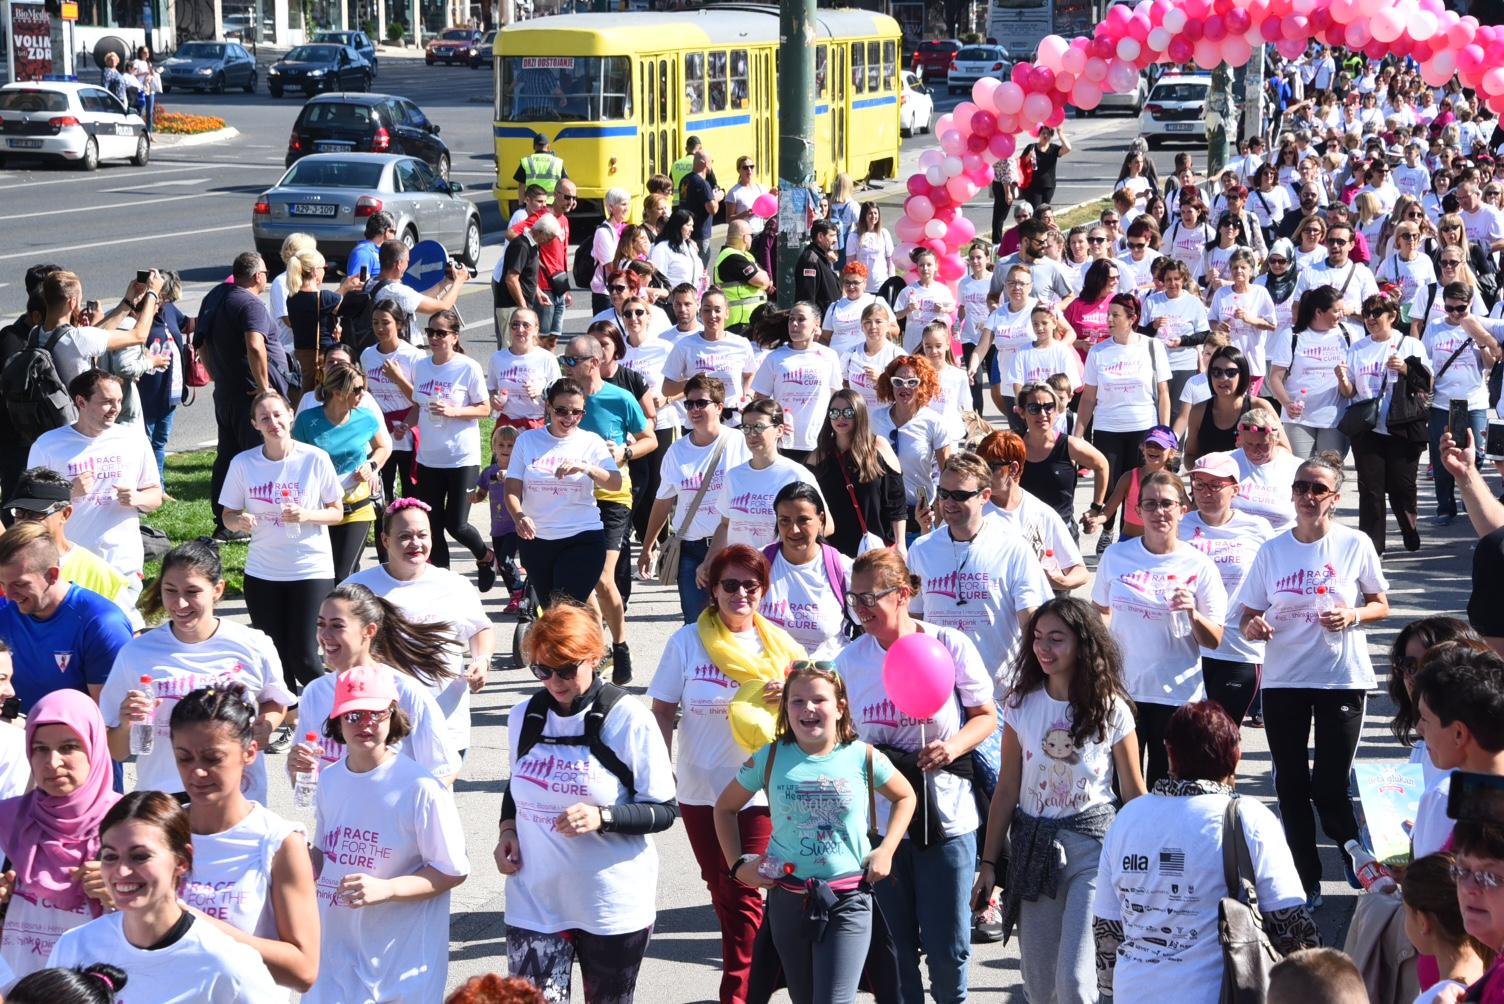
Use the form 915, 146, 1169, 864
895, 0, 1483, 285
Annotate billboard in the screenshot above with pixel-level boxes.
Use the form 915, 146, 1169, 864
10, 1, 53, 81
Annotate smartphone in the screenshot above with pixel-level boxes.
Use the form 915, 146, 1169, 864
1487, 421, 1504, 461
84, 299, 100, 316
1449, 399, 1473, 451
136, 269, 152, 284
1448, 771, 1504, 825
358, 265, 369, 283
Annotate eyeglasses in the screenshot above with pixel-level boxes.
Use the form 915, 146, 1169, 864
552, 406, 585, 418
1450, 863, 1504, 891
1392, 654, 1419, 678
1291, 479, 1337, 498
1023, 400, 1057, 415
741, 422, 779, 435
1102, 216, 1119, 224
718, 577, 762, 594
890, 376, 921, 389
607, 284, 629, 293
827, 406, 856, 420
622, 309, 648, 318
1208, 366, 1241, 379
935, 486, 984, 502
1138, 498, 1180, 512
531, 662, 581, 681
684, 397, 713, 410
424, 327, 456, 338
1005, 280, 1028, 288
341, 708, 392, 725
844, 586, 901, 609
1444, 303, 1469, 315
1191, 477, 1236, 492
1127, 241, 1147, 250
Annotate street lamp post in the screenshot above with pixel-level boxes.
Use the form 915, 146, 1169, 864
775, 0, 816, 308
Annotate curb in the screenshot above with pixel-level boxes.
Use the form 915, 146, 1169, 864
151, 126, 241, 148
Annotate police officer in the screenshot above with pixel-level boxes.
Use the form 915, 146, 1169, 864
670, 135, 701, 205
713, 219, 770, 333
513, 131, 566, 197
793, 219, 841, 316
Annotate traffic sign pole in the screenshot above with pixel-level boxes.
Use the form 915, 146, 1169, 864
776, 0, 816, 309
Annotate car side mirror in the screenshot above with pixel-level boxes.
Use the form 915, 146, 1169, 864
430, 122, 440, 134
449, 180, 463, 192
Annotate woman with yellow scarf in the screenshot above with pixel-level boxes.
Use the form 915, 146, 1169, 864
648, 542, 805, 1004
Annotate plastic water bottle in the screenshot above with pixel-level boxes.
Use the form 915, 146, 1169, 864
757, 855, 795, 880
281, 490, 298, 540
129, 676, 154, 755
1167, 574, 1191, 638
1040, 548, 1061, 577
1314, 585, 1342, 649
292, 732, 319, 809
1344, 840, 1397, 893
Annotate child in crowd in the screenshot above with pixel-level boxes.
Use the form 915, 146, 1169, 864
1092, 425, 1179, 544
1402, 853, 1491, 1003
1266, 948, 1368, 1004
472, 424, 525, 610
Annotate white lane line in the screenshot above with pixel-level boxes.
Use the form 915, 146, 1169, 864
0, 191, 244, 221
0, 162, 214, 189
99, 178, 211, 192
0, 222, 246, 262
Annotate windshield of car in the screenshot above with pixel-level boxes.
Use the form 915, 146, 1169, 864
177, 43, 225, 59
0, 90, 68, 112
1150, 82, 1208, 102
314, 33, 351, 43
281, 159, 386, 189
497, 56, 632, 122
440, 29, 472, 40
286, 45, 340, 62
956, 47, 1000, 61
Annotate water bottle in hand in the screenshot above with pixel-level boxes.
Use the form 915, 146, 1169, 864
1344, 839, 1397, 893
1314, 585, 1342, 649
293, 732, 320, 809
129, 676, 154, 755
1041, 548, 1060, 577
281, 490, 299, 540
757, 854, 794, 880
1167, 574, 1191, 638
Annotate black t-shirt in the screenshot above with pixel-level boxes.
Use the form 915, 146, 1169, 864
794, 245, 839, 314
286, 290, 342, 353
1025, 142, 1062, 191
204, 284, 291, 396
500, 236, 541, 308
681, 173, 715, 245
1471, 526, 1504, 638
607, 364, 648, 403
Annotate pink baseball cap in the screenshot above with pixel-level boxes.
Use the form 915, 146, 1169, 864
1191, 452, 1240, 481
330, 666, 399, 719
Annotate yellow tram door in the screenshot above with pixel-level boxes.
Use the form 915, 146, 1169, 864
755, 48, 773, 190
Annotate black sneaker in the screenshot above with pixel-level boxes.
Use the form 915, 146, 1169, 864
611, 642, 633, 686
972, 896, 1004, 943
477, 552, 496, 593
212, 526, 251, 543
264, 725, 293, 754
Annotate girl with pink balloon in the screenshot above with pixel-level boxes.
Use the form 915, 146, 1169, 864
832, 548, 996, 1004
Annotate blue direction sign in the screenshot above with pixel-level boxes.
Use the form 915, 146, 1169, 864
402, 240, 450, 289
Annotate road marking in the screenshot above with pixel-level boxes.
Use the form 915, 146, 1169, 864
0, 191, 242, 221
99, 178, 210, 193
0, 222, 245, 262
0, 162, 214, 189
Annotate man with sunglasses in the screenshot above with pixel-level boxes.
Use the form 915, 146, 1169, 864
1292, 223, 1378, 338
988, 219, 1075, 310
1458, 181, 1504, 254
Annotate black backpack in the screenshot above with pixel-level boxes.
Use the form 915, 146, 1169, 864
338, 278, 395, 357
1, 326, 78, 443
513, 683, 636, 796
572, 221, 612, 291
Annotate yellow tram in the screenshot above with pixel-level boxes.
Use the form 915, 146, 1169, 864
491, 3, 904, 211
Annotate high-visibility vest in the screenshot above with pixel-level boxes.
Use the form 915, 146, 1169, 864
715, 246, 766, 327
519, 152, 564, 193
670, 155, 695, 201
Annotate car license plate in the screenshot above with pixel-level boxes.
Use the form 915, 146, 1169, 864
290, 203, 339, 217
1167, 122, 1193, 132
314, 141, 353, 153
6, 138, 43, 149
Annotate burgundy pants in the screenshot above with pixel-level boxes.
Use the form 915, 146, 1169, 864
679, 802, 772, 1004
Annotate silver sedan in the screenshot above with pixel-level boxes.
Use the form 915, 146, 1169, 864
251, 153, 482, 273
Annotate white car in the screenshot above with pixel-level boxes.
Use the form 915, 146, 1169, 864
900, 70, 933, 137
1091, 71, 1147, 116
1138, 74, 1209, 146
947, 44, 1011, 96
0, 81, 149, 170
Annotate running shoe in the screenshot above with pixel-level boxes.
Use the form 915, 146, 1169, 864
973, 896, 1004, 943
477, 552, 496, 593
611, 642, 633, 686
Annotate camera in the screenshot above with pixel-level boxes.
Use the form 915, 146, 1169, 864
136, 268, 154, 284
1449, 771, 1504, 824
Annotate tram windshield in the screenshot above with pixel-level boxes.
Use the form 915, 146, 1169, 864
498, 56, 633, 121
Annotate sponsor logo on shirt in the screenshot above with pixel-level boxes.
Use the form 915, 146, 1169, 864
182, 878, 249, 920
761, 598, 822, 634
923, 570, 994, 603
53, 652, 71, 674
417, 378, 457, 399
859, 697, 931, 730
730, 491, 773, 517
690, 662, 734, 688
513, 749, 594, 797
246, 478, 304, 506
1272, 564, 1339, 597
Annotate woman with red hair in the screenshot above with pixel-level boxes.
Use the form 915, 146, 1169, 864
977, 430, 1090, 593
821, 261, 877, 355
869, 354, 957, 531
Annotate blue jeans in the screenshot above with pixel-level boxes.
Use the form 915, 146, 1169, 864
537, 296, 566, 338
873, 830, 975, 1004
144, 407, 175, 482
1428, 405, 1488, 517
675, 537, 710, 624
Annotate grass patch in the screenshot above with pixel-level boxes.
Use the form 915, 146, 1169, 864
1058, 197, 1111, 230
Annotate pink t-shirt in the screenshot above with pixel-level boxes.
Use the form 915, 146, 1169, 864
1065, 295, 1113, 358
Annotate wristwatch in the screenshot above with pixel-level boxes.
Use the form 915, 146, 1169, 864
622, 441, 633, 462
599, 805, 614, 832
730, 852, 759, 878
1088, 502, 1105, 514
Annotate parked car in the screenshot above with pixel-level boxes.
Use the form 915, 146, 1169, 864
159, 40, 257, 94
947, 44, 1010, 95
424, 28, 485, 68
286, 93, 452, 180
0, 80, 149, 170
477, 29, 496, 68
253, 153, 481, 273
1092, 69, 1147, 116
312, 30, 377, 76
911, 39, 960, 81
268, 44, 372, 97
1138, 74, 1210, 146
900, 70, 933, 137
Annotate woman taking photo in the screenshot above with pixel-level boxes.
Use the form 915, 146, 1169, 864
841, 302, 902, 413
305, 666, 469, 1004
845, 203, 896, 294
506, 378, 622, 608
172, 686, 319, 993
760, 482, 853, 660
649, 544, 801, 1004
649, 210, 706, 291
360, 299, 424, 506
1268, 284, 1351, 460
809, 389, 906, 560
1208, 249, 1277, 387
1183, 345, 1254, 463
220, 390, 343, 700
1337, 292, 1428, 554
1239, 451, 1390, 905
869, 354, 956, 524
715, 664, 916, 1004
293, 362, 390, 583
487, 307, 560, 432
750, 302, 842, 465
822, 262, 878, 357
104, 540, 293, 801
1017, 382, 1109, 536
973, 599, 1145, 1004
1092, 471, 1227, 784
0, 690, 118, 985
833, 548, 995, 1004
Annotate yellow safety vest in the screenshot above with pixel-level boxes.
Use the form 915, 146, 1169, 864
519, 152, 564, 193
670, 155, 695, 201
715, 246, 766, 328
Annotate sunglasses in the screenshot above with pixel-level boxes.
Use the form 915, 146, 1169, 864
1397, 232, 1419, 241
844, 585, 901, 609
1393, 654, 1420, 678
684, 398, 714, 410
531, 662, 581, 681
741, 422, 779, 435
890, 376, 921, 389
1267, 257, 1289, 266
1220, 221, 1239, 229
622, 309, 648, 318
424, 327, 456, 338
552, 406, 585, 418
1023, 400, 1057, 414
935, 486, 984, 502
791, 660, 837, 671
1326, 237, 1350, 246
827, 406, 856, 420
719, 577, 762, 594
1138, 498, 1180, 512
1444, 303, 1469, 314
607, 285, 629, 293
1291, 479, 1336, 498
10, 502, 66, 520
1442, 260, 1464, 268
341, 708, 392, 726
1127, 242, 1147, 250
1363, 308, 1391, 320
1088, 236, 1107, 244
561, 354, 595, 367
1208, 366, 1241, 379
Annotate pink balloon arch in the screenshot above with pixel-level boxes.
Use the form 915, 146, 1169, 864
897, 0, 1487, 287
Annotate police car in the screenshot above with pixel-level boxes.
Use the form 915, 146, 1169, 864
0, 80, 150, 171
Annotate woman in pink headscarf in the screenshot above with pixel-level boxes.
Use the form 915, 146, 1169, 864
0, 689, 120, 988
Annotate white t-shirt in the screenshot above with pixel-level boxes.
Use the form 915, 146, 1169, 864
957, 274, 992, 344
182, 803, 304, 940
983, 298, 1039, 387
307, 753, 468, 1004
846, 229, 895, 292
1248, 185, 1292, 229
622, 328, 687, 431
893, 282, 956, 351
298, 664, 461, 777
366, 279, 426, 342
0, 872, 93, 988
1083, 337, 1171, 432
1393, 164, 1431, 200
48, 912, 280, 1003
1424, 320, 1496, 410
648, 241, 705, 290
1164, 220, 1216, 280
842, 341, 903, 412
1009, 341, 1083, 391
985, 491, 1085, 572
1347, 333, 1426, 436
360, 341, 425, 451
663, 332, 757, 400
1143, 291, 1211, 371
1091, 539, 1228, 705
0, 726, 25, 802
1371, 252, 1438, 310
103, 620, 294, 803
1267, 327, 1350, 428
268, 272, 294, 350
717, 455, 824, 550
933, 366, 970, 439
486, 346, 560, 423
835, 623, 992, 837
411, 354, 488, 468
504, 426, 616, 539
1180, 510, 1277, 664
27, 423, 159, 576
218, 441, 341, 581
655, 429, 751, 542
869, 405, 956, 507
761, 549, 852, 661
1095, 792, 1306, 1004
1208, 284, 1277, 376
823, 295, 878, 356
1293, 259, 1379, 337
1236, 523, 1389, 690
727, 181, 767, 235
908, 514, 1052, 687
344, 563, 490, 754
1116, 251, 1162, 297
1462, 203, 1504, 249
43, 324, 111, 389
1411, 768, 1453, 860
502, 688, 674, 935
1180, 372, 1211, 407
647, 624, 773, 807
1004, 689, 1132, 818
1231, 449, 1301, 531
750, 344, 843, 451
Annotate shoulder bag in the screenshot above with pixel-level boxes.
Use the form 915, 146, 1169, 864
837, 450, 887, 555
1219, 796, 1281, 1004
1389, 336, 1469, 443
1337, 367, 1386, 438
657, 436, 727, 588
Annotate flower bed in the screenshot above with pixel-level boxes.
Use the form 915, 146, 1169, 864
153, 108, 226, 134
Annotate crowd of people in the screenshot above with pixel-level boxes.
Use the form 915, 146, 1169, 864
6, 33, 1504, 1004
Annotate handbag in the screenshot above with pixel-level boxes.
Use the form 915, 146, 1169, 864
837, 451, 886, 555
1218, 796, 1281, 1004
658, 437, 727, 588
1337, 369, 1386, 438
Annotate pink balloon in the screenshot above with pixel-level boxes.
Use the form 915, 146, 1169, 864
1054, 70, 1076, 93
946, 175, 977, 202
1345, 19, 1372, 46
930, 188, 953, 210
993, 81, 1025, 115
962, 152, 986, 174
1193, 38, 1222, 68
1045, 104, 1066, 128
970, 110, 997, 136
995, 111, 1020, 135
1107, 59, 1138, 93
882, 634, 957, 722
967, 166, 993, 187
1036, 33, 1069, 70
1280, 14, 1307, 39
1458, 42, 1485, 72
971, 77, 1000, 109
1449, 18, 1477, 46
922, 239, 947, 257
1274, 37, 1306, 59
1226, 8, 1251, 32
954, 101, 979, 127
1486, 67, 1504, 97
1308, 7, 1330, 31
1371, 8, 1402, 42
1169, 36, 1195, 61
893, 242, 918, 262
751, 193, 777, 219
1182, 19, 1203, 41
905, 175, 928, 197
893, 215, 923, 243
950, 216, 977, 245
1072, 78, 1104, 109
904, 195, 934, 222
966, 133, 989, 153
1061, 45, 1088, 75
1147, 26, 1172, 51
1084, 57, 1108, 81
1022, 92, 1053, 124
1221, 35, 1252, 65
923, 218, 947, 241
1259, 16, 1283, 40
937, 256, 966, 282
1204, 14, 1225, 40
1032, 67, 1057, 93
988, 133, 1016, 159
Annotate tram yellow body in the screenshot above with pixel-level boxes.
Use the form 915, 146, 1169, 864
491, 4, 903, 211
